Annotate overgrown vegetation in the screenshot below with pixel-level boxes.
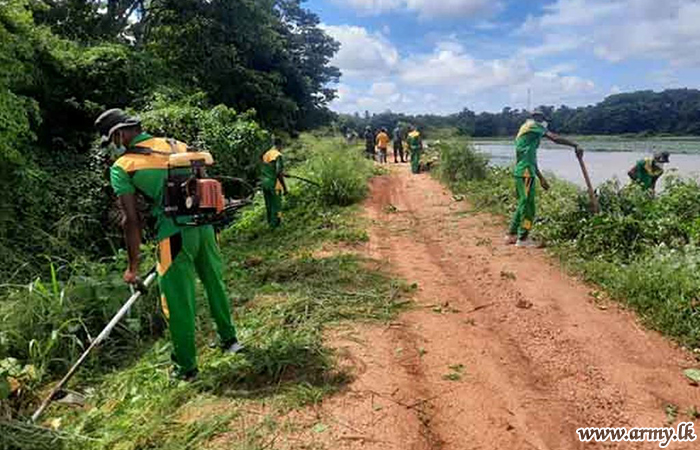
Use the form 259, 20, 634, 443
438, 140, 700, 349
0, 0, 340, 280
436, 140, 489, 184
1, 137, 410, 449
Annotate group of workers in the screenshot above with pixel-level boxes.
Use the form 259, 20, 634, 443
505, 108, 671, 248
95, 104, 673, 380
364, 125, 423, 173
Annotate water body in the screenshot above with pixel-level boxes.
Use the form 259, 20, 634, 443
473, 139, 700, 188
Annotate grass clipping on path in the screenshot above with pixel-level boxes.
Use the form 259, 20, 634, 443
436, 138, 700, 351
14, 141, 411, 450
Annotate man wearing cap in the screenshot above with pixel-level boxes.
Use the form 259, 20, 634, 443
628, 151, 670, 192
261, 137, 288, 228
95, 108, 243, 381
506, 109, 583, 248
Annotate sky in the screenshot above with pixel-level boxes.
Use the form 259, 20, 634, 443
304, 0, 700, 115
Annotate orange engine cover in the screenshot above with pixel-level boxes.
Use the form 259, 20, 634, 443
196, 179, 224, 213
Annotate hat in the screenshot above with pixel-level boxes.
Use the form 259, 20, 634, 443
531, 108, 548, 119
95, 108, 141, 146
653, 151, 670, 163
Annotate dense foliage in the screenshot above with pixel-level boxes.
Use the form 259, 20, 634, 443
439, 141, 700, 348
0, 0, 340, 280
337, 89, 700, 137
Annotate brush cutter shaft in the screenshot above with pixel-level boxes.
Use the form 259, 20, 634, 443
31, 270, 157, 422
286, 174, 320, 187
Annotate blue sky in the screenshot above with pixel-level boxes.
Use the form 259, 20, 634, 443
305, 0, 700, 114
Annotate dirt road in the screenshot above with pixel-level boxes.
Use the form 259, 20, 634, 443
296, 164, 700, 449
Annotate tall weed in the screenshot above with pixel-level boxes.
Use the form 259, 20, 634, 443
436, 140, 489, 185
303, 145, 373, 206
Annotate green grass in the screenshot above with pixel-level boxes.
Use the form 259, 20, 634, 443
435, 140, 700, 350
1, 135, 411, 449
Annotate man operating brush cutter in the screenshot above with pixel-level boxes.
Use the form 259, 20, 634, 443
505, 109, 583, 248
261, 137, 288, 228
95, 108, 244, 382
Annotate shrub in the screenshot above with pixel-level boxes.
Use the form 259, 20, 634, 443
304, 145, 373, 206
437, 140, 489, 185
140, 96, 270, 183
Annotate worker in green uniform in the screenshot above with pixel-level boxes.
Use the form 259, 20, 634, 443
261, 138, 288, 228
364, 126, 375, 160
407, 126, 423, 174
95, 108, 243, 381
628, 151, 669, 192
392, 125, 405, 163
506, 109, 582, 248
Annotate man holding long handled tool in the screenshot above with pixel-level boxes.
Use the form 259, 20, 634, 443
96, 108, 243, 381
506, 109, 584, 248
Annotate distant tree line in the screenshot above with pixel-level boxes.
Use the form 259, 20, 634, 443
337, 89, 700, 137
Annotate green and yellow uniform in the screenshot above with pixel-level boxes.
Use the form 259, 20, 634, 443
509, 119, 547, 239
110, 133, 237, 376
407, 130, 422, 174
261, 147, 284, 228
630, 157, 663, 190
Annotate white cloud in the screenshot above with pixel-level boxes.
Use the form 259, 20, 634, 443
370, 82, 398, 96
521, 35, 583, 58
399, 44, 595, 103
330, 40, 598, 114
523, 0, 700, 67
321, 25, 399, 79
336, 0, 497, 18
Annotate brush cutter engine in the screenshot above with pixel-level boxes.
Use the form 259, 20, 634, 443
163, 152, 252, 227
164, 151, 225, 223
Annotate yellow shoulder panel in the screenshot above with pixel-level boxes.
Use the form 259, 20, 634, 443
644, 157, 663, 176
263, 148, 282, 163
115, 153, 170, 172
516, 120, 535, 139
135, 138, 188, 154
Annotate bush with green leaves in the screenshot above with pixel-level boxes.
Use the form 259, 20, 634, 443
436, 140, 489, 185
303, 144, 373, 207
140, 96, 271, 184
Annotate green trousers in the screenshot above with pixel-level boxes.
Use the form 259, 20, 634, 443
509, 176, 536, 239
158, 225, 237, 374
411, 148, 422, 174
263, 188, 282, 228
